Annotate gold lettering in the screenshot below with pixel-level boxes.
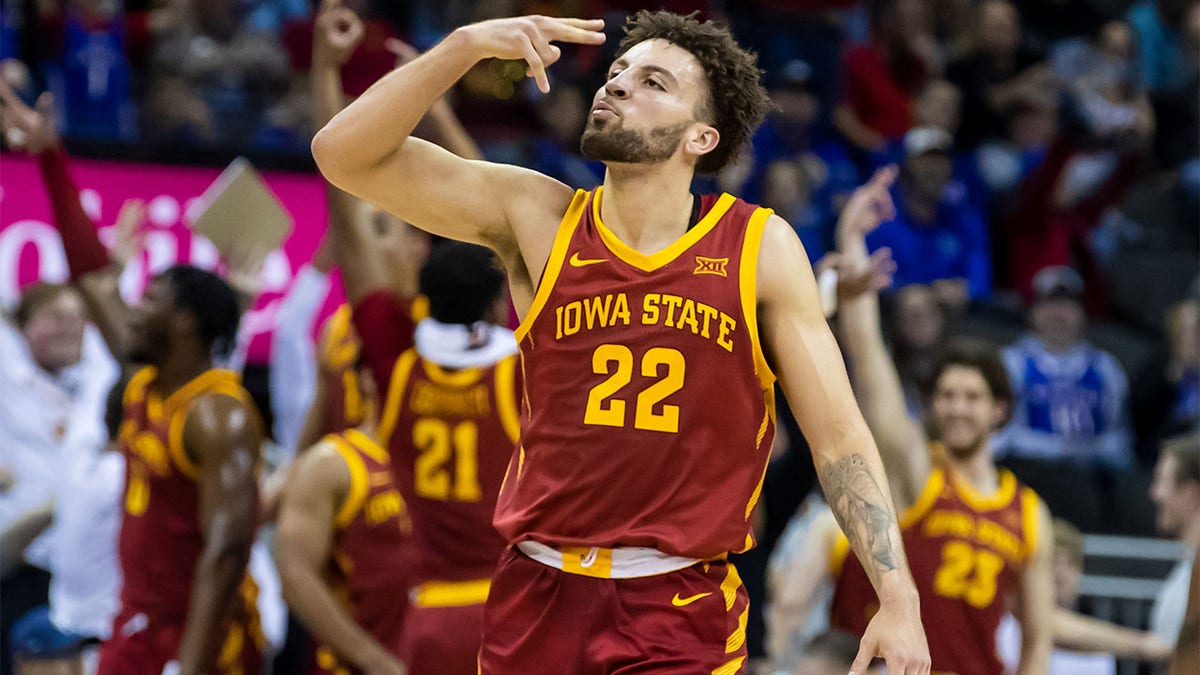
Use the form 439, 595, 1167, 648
717, 314, 737, 352
612, 293, 631, 326
642, 294, 661, 326
678, 298, 700, 335
584, 294, 612, 330
660, 294, 683, 327
696, 302, 718, 338
562, 301, 582, 336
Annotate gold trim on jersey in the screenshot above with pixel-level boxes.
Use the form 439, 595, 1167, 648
411, 578, 491, 608
322, 305, 358, 371
123, 366, 157, 405
514, 189, 589, 343
739, 207, 777, 391
343, 428, 390, 464
163, 371, 246, 481
329, 434, 371, 529
494, 355, 521, 443
952, 468, 1017, 512
830, 533, 851, 575
421, 360, 485, 387
376, 350, 420, 448
712, 657, 746, 675
1020, 487, 1042, 561
899, 467, 947, 530
591, 187, 737, 272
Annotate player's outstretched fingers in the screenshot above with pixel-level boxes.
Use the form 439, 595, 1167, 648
541, 17, 606, 44
520, 35, 550, 93
848, 633, 875, 675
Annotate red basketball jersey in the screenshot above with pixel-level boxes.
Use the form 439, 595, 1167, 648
376, 349, 520, 584
829, 466, 1041, 675
116, 367, 263, 637
494, 187, 778, 559
316, 428, 413, 671
320, 305, 370, 433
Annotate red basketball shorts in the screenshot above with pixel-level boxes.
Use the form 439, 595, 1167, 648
97, 608, 263, 675
478, 546, 749, 674
402, 602, 485, 675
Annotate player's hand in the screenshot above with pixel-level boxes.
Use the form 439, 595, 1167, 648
109, 199, 149, 269
0, 79, 57, 154
853, 596, 930, 675
313, 0, 365, 68
360, 650, 405, 675
836, 165, 897, 242
817, 248, 895, 304
456, 15, 606, 93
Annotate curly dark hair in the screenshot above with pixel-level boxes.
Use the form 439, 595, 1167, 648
617, 10, 772, 175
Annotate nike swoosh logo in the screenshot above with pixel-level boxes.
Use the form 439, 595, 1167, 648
671, 592, 712, 607
569, 252, 608, 267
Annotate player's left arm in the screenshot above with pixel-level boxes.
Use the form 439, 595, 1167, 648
1014, 500, 1055, 675
176, 394, 264, 675
757, 214, 929, 675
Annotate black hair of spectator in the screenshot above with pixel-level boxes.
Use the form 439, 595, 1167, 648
14, 282, 74, 329
931, 338, 1014, 408
157, 265, 242, 359
1163, 434, 1200, 487
801, 629, 860, 665
617, 10, 772, 175
419, 242, 504, 326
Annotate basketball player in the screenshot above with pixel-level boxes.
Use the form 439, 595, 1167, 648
274, 354, 412, 675
1, 83, 265, 674
830, 168, 1054, 674
313, 11, 928, 673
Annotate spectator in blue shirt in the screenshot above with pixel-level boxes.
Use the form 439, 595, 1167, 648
865, 127, 992, 309
997, 266, 1134, 468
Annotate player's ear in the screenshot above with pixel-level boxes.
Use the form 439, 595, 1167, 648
684, 123, 719, 162
991, 399, 1011, 429
173, 309, 198, 340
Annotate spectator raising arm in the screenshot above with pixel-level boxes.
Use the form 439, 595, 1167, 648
0, 82, 132, 360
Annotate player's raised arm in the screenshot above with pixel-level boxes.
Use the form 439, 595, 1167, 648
310, 14, 604, 251
175, 394, 264, 675
834, 167, 931, 508
1, 81, 134, 360
757, 214, 929, 675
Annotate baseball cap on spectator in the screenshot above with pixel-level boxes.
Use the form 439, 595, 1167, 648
1032, 265, 1084, 303
904, 126, 953, 157
770, 58, 814, 91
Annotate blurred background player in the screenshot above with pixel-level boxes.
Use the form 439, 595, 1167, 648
831, 168, 1054, 674
314, 3, 509, 672
274, 352, 412, 675
1148, 434, 1200, 648
0, 82, 265, 675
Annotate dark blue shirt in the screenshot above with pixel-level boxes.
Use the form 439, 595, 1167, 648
865, 182, 992, 300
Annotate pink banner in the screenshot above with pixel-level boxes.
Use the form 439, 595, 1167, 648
0, 153, 343, 363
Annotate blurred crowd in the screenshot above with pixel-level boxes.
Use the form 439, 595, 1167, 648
1, 0, 1198, 673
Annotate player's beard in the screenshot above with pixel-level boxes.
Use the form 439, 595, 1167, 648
580, 119, 691, 164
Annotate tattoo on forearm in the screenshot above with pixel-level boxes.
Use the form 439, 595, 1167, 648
823, 453, 902, 575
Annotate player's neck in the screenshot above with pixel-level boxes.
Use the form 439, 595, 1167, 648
947, 445, 1000, 495
599, 164, 696, 253
154, 349, 213, 397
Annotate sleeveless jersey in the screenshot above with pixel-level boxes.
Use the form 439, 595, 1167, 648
829, 466, 1041, 675
320, 305, 370, 433
117, 367, 262, 631
494, 187, 778, 559
377, 349, 520, 584
316, 429, 413, 671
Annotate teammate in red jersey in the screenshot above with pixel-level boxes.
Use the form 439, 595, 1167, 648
830, 170, 1054, 675
275, 355, 413, 675
0, 83, 266, 674
313, 9, 929, 674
